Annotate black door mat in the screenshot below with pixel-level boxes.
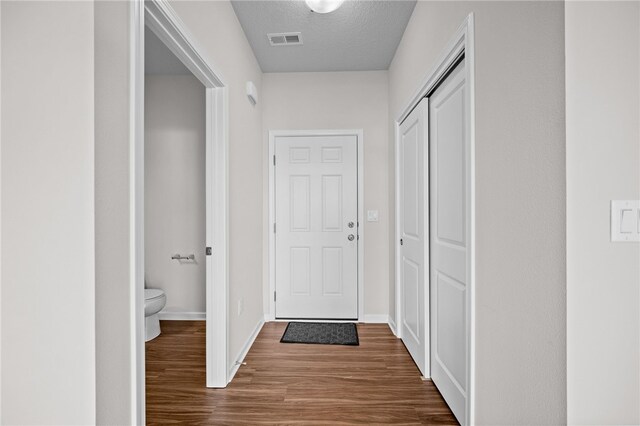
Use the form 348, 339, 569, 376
280, 322, 359, 346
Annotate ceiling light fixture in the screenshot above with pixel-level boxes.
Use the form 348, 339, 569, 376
305, 0, 345, 14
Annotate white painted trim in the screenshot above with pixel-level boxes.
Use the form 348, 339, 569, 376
270, 318, 359, 324
267, 315, 391, 325
144, 0, 225, 87
388, 316, 398, 337
356, 130, 365, 323
130, 1, 145, 424
394, 121, 402, 343
205, 85, 230, 388
396, 17, 467, 125
0, 3, 3, 420
394, 14, 475, 426
158, 311, 206, 321
227, 318, 265, 383
267, 129, 365, 322
362, 315, 389, 324
130, 0, 230, 418
0, 3, 3, 419
466, 15, 477, 426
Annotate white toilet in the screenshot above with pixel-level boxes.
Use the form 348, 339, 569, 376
145, 288, 166, 342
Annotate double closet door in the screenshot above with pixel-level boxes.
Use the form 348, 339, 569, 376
399, 60, 469, 424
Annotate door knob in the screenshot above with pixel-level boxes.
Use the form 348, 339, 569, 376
348, 234, 355, 241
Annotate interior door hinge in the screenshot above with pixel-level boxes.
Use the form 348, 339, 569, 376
273, 155, 276, 166
206, 247, 212, 256
274, 291, 276, 302
273, 223, 276, 233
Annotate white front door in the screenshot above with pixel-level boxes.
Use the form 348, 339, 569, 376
398, 99, 429, 375
429, 60, 469, 424
274, 134, 358, 319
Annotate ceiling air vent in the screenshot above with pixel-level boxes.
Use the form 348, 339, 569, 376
267, 32, 303, 46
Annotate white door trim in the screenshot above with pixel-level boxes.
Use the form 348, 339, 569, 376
131, 0, 230, 422
268, 129, 364, 321
129, 3, 145, 423
394, 13, 475, 426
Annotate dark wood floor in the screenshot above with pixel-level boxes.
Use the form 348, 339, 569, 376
146, 321, 457, 425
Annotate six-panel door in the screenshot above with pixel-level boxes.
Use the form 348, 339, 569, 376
274, 135, 358, 319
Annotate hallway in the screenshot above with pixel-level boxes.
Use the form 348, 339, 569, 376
146, 321, 456, 424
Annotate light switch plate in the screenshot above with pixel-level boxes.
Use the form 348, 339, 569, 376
367, 210, 379, 222
611, 200, 640, 242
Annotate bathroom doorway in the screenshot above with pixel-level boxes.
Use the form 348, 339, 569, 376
144, 26, 206, 325
131, 1, 230, 423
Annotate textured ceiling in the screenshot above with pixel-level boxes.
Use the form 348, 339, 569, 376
145, 26, 192, 75
231, 0, 416, 72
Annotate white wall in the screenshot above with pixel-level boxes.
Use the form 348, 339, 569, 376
168, 0, 265, 371
566, 2, 640, 424
389, 2, 566, 423
261, 71, 389, 319
145, 74, 206, 316
1, 2, 96, 424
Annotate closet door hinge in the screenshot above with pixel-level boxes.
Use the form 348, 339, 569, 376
273, 223, 276, 233
274, 291, 277, 302
273, 155, 276, 166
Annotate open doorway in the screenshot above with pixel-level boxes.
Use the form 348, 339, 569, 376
131, 0, 230, 422
144, 25, 207, 328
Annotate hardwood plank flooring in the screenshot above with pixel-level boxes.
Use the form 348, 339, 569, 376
146, 321, 457, 425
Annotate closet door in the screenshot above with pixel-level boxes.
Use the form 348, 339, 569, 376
429, 60, 469, 425
398, 98, 429, 375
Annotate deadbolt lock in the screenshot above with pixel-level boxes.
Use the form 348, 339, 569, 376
348, 221, 355, 228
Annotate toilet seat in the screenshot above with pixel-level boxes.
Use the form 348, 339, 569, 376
145, 288, 164, 301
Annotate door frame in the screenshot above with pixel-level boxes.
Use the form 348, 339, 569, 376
130, 0, 230, 422
267, 129, 364, 321
394, 14, 475, 426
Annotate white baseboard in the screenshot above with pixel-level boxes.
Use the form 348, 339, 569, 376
158, 311, 205, 321
266, 315, 390, 324
270, 318, 358, 323
227, 317, 265, 383
362, 314, 389, 324
388, 315, 398, 336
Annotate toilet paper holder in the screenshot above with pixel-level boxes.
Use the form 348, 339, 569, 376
171, 253, 195, 261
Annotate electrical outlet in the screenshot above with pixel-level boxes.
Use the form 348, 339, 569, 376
237, 298, 244, 316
